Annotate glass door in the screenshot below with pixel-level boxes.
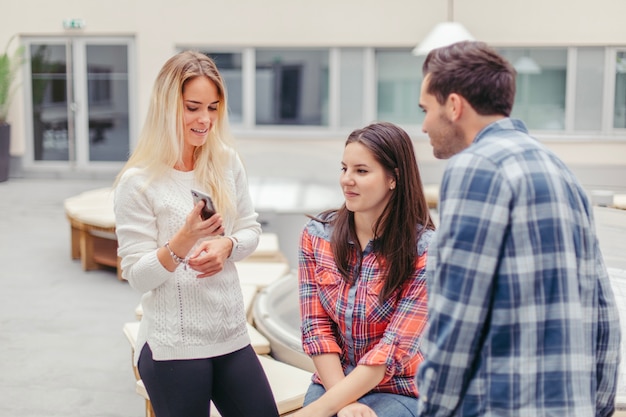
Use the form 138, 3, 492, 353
25, 36, 134, 166
30, 42, 70, 161
84, 42, 131, 162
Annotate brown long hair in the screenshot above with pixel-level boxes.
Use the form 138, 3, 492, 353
323, 122, 435, 302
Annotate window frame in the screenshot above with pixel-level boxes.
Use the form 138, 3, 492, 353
606, 47, 626, 133
181, 45, 626, 142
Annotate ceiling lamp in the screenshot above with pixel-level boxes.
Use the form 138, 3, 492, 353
412, 0, 475, 56
513, 56, 542, 75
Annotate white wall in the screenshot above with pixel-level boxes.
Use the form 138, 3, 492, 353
3, 0, 626, 128
1, 0, 625, 188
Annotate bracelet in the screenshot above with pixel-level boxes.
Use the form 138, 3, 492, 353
224, 235, 238, 255
164, 241, 186, 266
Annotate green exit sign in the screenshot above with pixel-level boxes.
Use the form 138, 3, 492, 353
63, 18, 85, 29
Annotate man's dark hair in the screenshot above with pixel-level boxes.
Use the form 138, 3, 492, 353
423, 41, 517, 116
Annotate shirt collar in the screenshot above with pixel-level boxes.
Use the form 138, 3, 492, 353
473, 117, 529, 145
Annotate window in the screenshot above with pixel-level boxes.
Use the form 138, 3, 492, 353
498, 48, 567, 130
202, 52, 243, 124
25, 37, 134, 165
85, 44, 130, 161
376, 49, 424, 125
574, 48, 604, 131
87, 67, 112, 105
255, 49, 328, 126
195, 45, 625, 139
30, 44, 68, 161
339, 48, 366, 128
31, 44, 67, 105
615, 51, 626, 129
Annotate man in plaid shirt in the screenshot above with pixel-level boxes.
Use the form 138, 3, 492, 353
416, 41, 621, 417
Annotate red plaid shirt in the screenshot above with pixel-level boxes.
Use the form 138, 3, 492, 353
298, 218, 433, 397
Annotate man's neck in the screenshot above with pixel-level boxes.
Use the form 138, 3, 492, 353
465, 115, 507, 144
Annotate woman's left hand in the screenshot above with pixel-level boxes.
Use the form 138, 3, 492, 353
186, 237, 233, 278
292, 401, 377, 417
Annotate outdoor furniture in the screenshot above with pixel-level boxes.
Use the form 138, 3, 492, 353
63, 187, 121, 279
253, 274, 316, 373
135, 356, 310, 416
245, 232, 289, 263
424, 184, 440, 209
235, 261, 291, 289
64, 186, 287, 280
124, 322, 309, 416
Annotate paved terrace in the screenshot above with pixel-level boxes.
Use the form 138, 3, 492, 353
0, 177, 143, 417
1, 177, 625, 416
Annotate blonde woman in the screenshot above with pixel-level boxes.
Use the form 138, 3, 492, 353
114, 51, 278, 417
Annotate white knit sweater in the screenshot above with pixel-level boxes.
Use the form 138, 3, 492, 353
114, 153, 261, 365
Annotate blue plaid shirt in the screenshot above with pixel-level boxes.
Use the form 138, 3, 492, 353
417, 118, 621, 417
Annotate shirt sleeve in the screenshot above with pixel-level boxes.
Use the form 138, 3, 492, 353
594, 248, 622, 417
298, 225, 343, 356
358, 251, 429, 384
227, 152, 262, 261
114, 170, 172, 293
418, 154, 512, 416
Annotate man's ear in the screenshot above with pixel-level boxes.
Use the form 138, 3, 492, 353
446, 93, 464, 122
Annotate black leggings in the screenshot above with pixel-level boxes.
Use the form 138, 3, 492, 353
138, 343, 279, 417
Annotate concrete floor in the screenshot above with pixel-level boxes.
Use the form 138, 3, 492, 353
1, 177, 625, 416
0, 171, 342, 417
0, 177, 144, 417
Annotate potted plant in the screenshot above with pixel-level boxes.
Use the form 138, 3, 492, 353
0, 35, 25, 182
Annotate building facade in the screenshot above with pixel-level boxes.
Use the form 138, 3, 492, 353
1, 0, 625, 190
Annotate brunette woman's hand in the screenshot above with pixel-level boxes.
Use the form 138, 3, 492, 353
337, 403, 377, 417
186, 236, 233, 278
292, 401, 377, 417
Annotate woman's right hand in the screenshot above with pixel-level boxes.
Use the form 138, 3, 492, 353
337, 403, 378, 417
184, 200, 224, 239
293, 401, 377, 417
158, 201, 224, 271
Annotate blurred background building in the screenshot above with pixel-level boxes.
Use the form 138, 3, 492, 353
1, 0, 625, 193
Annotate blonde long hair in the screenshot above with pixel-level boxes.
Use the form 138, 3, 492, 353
115, 50, 236, 217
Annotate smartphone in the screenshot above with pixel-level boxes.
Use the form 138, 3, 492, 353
191, 189, 217, 220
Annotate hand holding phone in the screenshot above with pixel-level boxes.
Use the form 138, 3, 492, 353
191, 189, 217, 220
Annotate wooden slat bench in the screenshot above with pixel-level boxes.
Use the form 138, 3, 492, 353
614, 194, 626, 210
423, 184, 440, 209
64, 187, 121, 279
135, 356, 310, 416
64, 186, 288, 281
123, 322, 309, 416
235, 261, 291, 289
